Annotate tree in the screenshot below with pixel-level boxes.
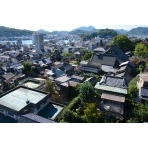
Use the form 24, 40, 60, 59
45, 79, 55, 94
62, 109, 83, 123
83, 51, 92, 60
62, 52, 73, 58
79, 82, 96, 103
45, 79, 60, 101
127, 102, 148, 123
111, 35, 134, 52
84, 103, 102, 123
128, 78, 138, 99
22, 61, 33, 76
134, 43, 148, 59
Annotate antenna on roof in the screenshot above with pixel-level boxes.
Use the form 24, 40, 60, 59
26, 99, 30, 104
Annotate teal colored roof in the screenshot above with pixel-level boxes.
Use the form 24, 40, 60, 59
0, 87, 47, 112
94, 82, 127, 94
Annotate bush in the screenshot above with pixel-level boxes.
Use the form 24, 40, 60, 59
68, 97, 81, 110
62, 109, 84, 123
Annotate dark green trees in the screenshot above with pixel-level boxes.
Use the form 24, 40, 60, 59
134, 43, 148, 59
111, 35, 134, 52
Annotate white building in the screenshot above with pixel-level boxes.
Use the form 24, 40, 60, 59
32, 32, 44, 54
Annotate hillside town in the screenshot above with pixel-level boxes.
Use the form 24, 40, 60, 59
0, 28, 148, 123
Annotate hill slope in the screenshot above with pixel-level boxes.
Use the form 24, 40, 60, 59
0, 26, 33, 37
128, 27, 148, 36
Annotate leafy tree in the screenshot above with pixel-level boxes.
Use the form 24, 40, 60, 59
134, 43, 148, 59
62, 108, 83, 123
127, 102, 148, 123
45, 79, 55, 94
22, 61, 33, 76
128, 78, 138, 99
111, 35, 134, 52
62, 52, 73, 57
84, 103, 102, 123
79, 82, 96, 103
83, 51, 92, 60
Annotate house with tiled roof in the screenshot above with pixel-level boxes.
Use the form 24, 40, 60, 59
79, 45, 129, 74
95, 75, 128, 120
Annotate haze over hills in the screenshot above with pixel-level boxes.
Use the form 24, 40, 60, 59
128, 27, 148, 36
72, 26, 96, 32
115, 29, 128, 34
0, 26, 148, 38
0, 26, 33, 37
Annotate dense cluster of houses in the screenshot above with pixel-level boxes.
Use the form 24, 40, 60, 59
0, 33, 147, 123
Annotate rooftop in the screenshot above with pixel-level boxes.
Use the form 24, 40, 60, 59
139, 87, 148, 99
0, 86, 48, 112
23, 81, 40, 89
139, 73, 148, 82
95, 82, 127, 94
99, 75, 128, 88
55, 75, 71, 83
101, 92, 125, 103
100, 101, 124, 115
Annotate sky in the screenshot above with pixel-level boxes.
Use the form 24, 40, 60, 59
0, 0, 148, 31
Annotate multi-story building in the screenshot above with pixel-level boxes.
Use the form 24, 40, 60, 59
32, 32, 44, 54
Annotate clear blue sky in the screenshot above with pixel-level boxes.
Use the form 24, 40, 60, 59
0, 0, 147, 31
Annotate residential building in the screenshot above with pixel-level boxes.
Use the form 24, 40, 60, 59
95, 75, 128, 120
0, 86, 51, 121
137, 73, 148, 101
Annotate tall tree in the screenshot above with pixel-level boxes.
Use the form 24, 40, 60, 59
111, 35, 134, 52
79, 82, 96, 103
83, 51, 92, 60
84, 103, 102, 123
128, 78, 138, 99
134, 43, 148, 59
22, 61, 33, 76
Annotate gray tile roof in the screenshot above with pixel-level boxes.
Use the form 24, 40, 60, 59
100, 75, 128, 88
61, 64, 73, 71
89, 54, 117, 67
95, 83, 127, 94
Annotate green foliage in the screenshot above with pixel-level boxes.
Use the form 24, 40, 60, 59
128, 78, 138, 99
62, 108, 84, 123
79, 82, 96, 103
45, 79, 55, 94
56, 97, 81, 122
81, 29, 118, 41
127, 102, 148, 123
62, 52, 73, 57
68, 97, 81, 110
83, 51, 92, 60
111, 35, 134, 52
84, 103, 102, 123
22, 61, 33, 75
134, 43, 148, 59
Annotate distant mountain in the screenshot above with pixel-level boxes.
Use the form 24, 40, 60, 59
49, 30, 69, 35
37, 29, 49, 34
69, 29, 89, 35
128, 27, 148, 36
115, 29, 128, 34
72, 26, 96, 32
0, 26, 33, 37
